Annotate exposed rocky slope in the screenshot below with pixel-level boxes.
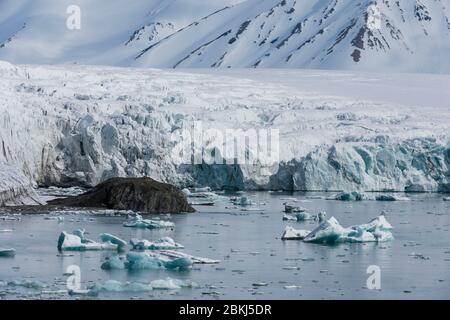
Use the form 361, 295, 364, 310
49, 177, 194, 213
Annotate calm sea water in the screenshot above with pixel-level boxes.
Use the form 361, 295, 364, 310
1, 192, 449, 300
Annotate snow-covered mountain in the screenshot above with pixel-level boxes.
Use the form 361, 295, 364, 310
136, 0, 450, 72
1, 0, 450, 72
0, 0, 243, 65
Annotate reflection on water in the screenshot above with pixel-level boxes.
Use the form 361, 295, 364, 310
0, 192, 449, 299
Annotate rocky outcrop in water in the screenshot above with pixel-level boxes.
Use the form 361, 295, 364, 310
48, 177, 195, 213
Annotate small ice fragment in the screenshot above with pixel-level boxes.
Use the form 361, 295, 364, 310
281, 226, 310, 240
150, 278, 198, 290
282, 214, 296, 221
123, 213, 174, 229
130, 237, 184, 250
0, 248, 16, 257
123, 251, 193, 271
443, 197, 450, 201
375, 194, 410, 201
232, 196, 252, 206
157, 249, 220, 264
284, 285, 302, 289
100, 233, 127, 250
101, 255, 126, 270
284, 204, 306, 213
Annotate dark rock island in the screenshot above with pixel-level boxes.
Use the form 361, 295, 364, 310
48, 177, 195, 213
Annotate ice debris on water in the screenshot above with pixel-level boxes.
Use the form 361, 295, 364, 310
87, 278, 198, 295
100, 233, 127, 250
284, 204, 306, 213
303, 215, 394, 244
123, 213, 174, 229
130, 237, 184, 250
444, 197, 450, 201
282, 214, 297, 221
327, 192, 409, 201
0, 248, 16, 257
101, 252, 193, 271
231, 196, 252, 206
57, 229, 123, 251
326, 192, 371, 201
157, 250, 221, 264
281, 226, 311, 240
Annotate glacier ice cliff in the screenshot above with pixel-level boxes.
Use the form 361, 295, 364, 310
0, 62, 449, 195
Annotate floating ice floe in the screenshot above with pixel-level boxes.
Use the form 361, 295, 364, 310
157, 250, 221, 264
130, 237, 184, 250
443, 197, 450, 201
0, 215, 21, 221
303, 215, 394, 244
284, 204, 307, 213
44, 216, 65, 222
87, 278, 198, 295
189, 200, 215, 206
100, 233, 127, 250
281, 226, 311, 240
0, 248, 16, 257
375, 194, 410, 201
101, 251, 193, 271
232, 196, 252, 206
7, 279, 46, 289
123, 214, 174, 229
57, 230, 122, 251
0, 229, 13, 233
327, 192, 409, 201
295, 211, 316, 221
282, 214, 297, 221
326, 192, 372, 201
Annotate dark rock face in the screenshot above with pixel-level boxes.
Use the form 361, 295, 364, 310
48, 177, 195, 213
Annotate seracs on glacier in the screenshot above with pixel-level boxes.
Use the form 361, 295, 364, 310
0, 61, 449, 199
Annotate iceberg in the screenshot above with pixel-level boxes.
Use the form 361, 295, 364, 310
375, 194, 410, 201
123, 214, 174, 229
150, 278, 198, 290
326, 192, 372, 201
100, 233, 127, 250
281, 226, 310, 240
0, 248, 16, 257
101, 255, 126, 270
125, 252, 192, 271
295, 212, 316, 221
444, 197, 450, 201
156, 250, 220, 264
57, 230, 120, 251
130, 237, 184, 250
87, 278, 198, 295
303, 215, 394, 244
284, 204, 307, 213
232, 196, 252, 206
282, 214, 296, 221
7, 279, 46, 289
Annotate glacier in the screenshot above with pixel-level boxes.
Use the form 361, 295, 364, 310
0, 61, 449, 197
